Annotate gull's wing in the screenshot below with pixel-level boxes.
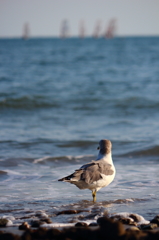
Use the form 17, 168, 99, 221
58, 161, 114, 184
81, 161, 114, 184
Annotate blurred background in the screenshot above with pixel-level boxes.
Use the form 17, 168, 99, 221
0, 0, 159, 159
0, 0, 159, 38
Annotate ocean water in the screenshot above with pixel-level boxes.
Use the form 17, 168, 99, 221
0, 37, 159, 226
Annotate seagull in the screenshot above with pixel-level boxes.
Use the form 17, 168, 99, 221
58, 139, 115, 202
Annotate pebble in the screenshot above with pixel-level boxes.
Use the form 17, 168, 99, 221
110, 212, 150, 225
129, 213, 143, 222
140, 223, 158, 230
126, 226, 140, 231
0, 218, 8, 227
75, 222, 88, 227
89, 222, 98, 226
40, 218, 52, 224
97, 216, 125, 239
150, 215, 159, 226
35, 211, 49, 218
118, 217, 136, 225
19, 222, 30, 230
56, 210, 86, 215
30, 220, 45, 228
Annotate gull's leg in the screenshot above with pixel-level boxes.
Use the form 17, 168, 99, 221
92, 190, 97, 203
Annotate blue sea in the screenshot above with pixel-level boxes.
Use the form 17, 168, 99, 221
0, 37, 159, 226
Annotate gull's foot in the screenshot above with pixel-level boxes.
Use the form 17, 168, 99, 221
92, 190, 97, 203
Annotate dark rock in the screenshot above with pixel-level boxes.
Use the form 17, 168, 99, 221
126, 226, 140, 231
0, 218, 8, 227
19, 222, 30, 230
150, 231, 159, 240
46, 228, 61, 239
40, 218, 52, 224
97, 217, 125, 239
145, 231, 159, 240
21, 230, 32, 240
140, 223, 158, 230
129, 213, 142, 222
89, 222, 98, 226
22, 228, 47, 240
56, 209, 85, 215
150, 215, 159, 226
110, 215, 136, 225
75, 222, 88, 227
0, 232, 20, 240
30, 227, 47, 239
62, 226, 96, 240
118, 217, 136, 225
125, 230, 147, 240
0, 170, 7, 175
30, 220, 44, 228
19, 217, 29, 220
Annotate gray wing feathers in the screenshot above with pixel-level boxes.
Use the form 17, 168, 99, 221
71, 169, 84, 181
81, 164, 101, 184
71, 162, 114, 184
98, 162, 114, 176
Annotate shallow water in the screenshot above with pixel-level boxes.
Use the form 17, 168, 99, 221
0, 37, 159, 225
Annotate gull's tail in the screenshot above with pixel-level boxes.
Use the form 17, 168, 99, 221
58, 169, 83, 182
58, 174, 73, 182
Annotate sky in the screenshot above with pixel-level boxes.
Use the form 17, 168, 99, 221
0, 0, 159, 38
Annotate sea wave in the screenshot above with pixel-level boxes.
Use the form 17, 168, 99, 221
0, 154, 94, 167
56, 140, 97, 148
0, 139, 97, 151
0, 94, 159, 111
121, 145, 159, 158
2, 143, 159, 168
0, 96, 59, 109
113, 97, 159, 109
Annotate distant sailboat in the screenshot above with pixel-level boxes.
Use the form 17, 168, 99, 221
22, 23, 29, 40
79, 20, 85, 38
60, 20, 69, 38
104, 19, 117, 39
93, 20, 101, 38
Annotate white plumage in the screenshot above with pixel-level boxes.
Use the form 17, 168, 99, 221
58, 139, 115, 202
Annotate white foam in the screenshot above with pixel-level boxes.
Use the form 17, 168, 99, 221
3, 169, 21, 176
33, 156, 51, 164
125, 199, 134, 202
110, 212, 150, 225
2, 215, 15, 221
41, 223, 75, 228
42, 220, 96, 228
6, 220, 13, 226
35, 210, 49, 218
75, 155, 94, 159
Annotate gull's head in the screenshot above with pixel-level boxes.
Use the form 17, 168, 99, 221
97, 139, 112, 155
